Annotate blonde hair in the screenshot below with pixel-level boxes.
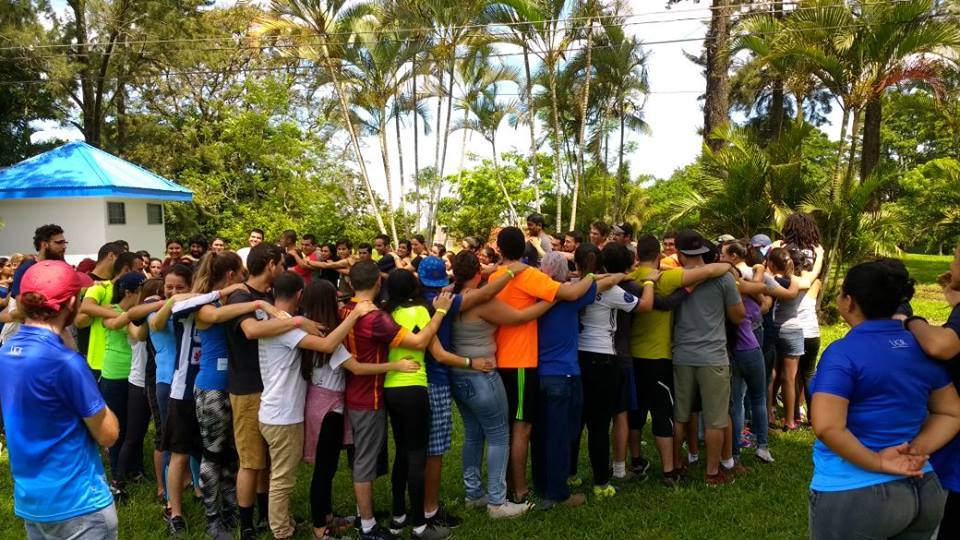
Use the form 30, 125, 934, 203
192, 251, 243, 293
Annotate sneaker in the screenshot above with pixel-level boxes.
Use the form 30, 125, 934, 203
360, 524, 397, 540
388, 517, 407, 536
687, 452, 700, 465
110, 481, 128, 505
592, 484, 618, 499
567, 475, 583, 488
465, 495, 489, 509
723, 462, 752, 477
411, 524, 451, 540
167, 516, 188, 537
660, 469, 682, 488
611, 469, 637, 483
206, 519, 233, 540
705, 470, 735, 487
756, 447, 775, 463
630, 456, 651, 476
739, 433, 757, 449
426, 506, 462, 529
488, 500, 532, 519
239, 528, 257, 540
509, 491, 534, 505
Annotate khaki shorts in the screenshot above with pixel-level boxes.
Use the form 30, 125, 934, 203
230, 392, 268, 470
673, 365, 730, 429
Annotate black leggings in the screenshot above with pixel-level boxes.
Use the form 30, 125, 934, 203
573, 352, 620, 487
116, 383, 150, 480
385, 386, 430, 527
798, 337, 821, 403
311, 411, 344, 528
938, 490, 960, 540
633, 359, 675, 438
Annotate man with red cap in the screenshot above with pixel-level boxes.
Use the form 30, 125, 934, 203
0, 260, 118, 539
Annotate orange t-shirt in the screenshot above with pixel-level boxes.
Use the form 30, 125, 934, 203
660, 254, 681, 269
490, 266, 561, 369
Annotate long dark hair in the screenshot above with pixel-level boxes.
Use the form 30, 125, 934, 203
783, 212, 821, 250
384, 269, 429, 314
300, 279, 341, 381
574, 243, 603, 275
452, 251, 481, 294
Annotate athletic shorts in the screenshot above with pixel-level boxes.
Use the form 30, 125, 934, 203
347, 408, 387, 483
776, 327, 805, 358
673, 364, 730, 429
617, 365, 638, 414
499, 367, 539, 423
427, 383, 452, 456
230, 392, 268, 470
633, 358, 676, 438
162, 396, 202, 455
194, 388, 237, 464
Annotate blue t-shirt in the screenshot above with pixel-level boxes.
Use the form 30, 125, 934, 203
931, 303, 960, 492
148, 312, 177, 385
10, 258, 36, 297
810, 319, 951, 492
537, 281, 597, 376
422, 290, 463, 386
0, 325, 113, 522
195, 321, 230, 391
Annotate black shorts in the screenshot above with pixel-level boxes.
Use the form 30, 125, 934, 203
499, 367, 539, 423
162, 396, 202, 455
633, 358, 676, 438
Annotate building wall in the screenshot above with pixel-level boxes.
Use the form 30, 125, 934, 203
0, 198, 107, 265
0, 197, 168, 265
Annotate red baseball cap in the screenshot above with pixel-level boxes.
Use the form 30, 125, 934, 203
19, 260, 91, 312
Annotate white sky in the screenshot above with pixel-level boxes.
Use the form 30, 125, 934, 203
37, 0, 844, 209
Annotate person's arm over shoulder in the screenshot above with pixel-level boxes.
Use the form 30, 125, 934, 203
59, 353, 118, 447
516, 267, 561, 302
908, 368, 960, 455
908, 305, 960, 360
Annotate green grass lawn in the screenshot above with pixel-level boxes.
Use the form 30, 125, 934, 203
0, 253, 954, 540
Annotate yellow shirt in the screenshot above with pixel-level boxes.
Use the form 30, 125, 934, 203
629, 265, 684, 360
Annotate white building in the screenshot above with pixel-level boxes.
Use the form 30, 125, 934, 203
0, 141, 192, 264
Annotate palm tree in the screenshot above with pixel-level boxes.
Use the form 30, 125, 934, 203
253, 0, 388, 234
568, 0, 602, 230
451, 89, 521, 223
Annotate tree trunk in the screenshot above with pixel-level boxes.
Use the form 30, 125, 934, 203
319, 36, 387, 234
413, 67, 421, 231
549, 64, 564, 231
379, 124, 400, 245
616, 100, 626, 220
770, 0, 785, 138
860, 95, 882, 184
703, 0, 732, 152
394, 86, 406, 224
116, 81, 126, 154
820, 108, 862, 310
439, 42, 457, 179
492, 140, 518, 223
570, 9, 594, 233
67, 0, 96, 145
829, 106, 850, 202
843, 108, 862, 196
523, 43, 540, 211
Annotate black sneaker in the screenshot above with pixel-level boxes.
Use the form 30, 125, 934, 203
388, 516, 407, 536
167, 515, 187, 537
360, 524, 396, 540
631, 456, 652, 477
239, 527, 257, 540
110, 481, 128, 505
412, 524, 452, 540
426, 506, 462, 529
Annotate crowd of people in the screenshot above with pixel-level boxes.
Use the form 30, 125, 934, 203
0, 213, 959, 540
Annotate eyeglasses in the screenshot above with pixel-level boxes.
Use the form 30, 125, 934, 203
52, 240, 68, 245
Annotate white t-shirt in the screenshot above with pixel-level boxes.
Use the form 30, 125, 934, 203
258, 327, 309, 425
129, 338, 148, 388
578, 284, 639, 355
236, 247, 251, 268
0, 298, 20, 344
311, 344, 352, 393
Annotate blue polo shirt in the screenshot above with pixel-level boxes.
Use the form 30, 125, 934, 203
811, 319, 951, 492
0, 325, 113, 522
422, 289, 462, 386
537, 281, 597, 376
931, 303, 960, 492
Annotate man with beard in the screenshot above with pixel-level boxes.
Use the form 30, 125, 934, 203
0, 260, 119, 539
0, 224, 68, 345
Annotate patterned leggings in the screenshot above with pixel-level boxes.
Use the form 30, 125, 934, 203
194, 388, 239, 520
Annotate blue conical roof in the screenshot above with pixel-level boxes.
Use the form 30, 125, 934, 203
0, 141, 192, 201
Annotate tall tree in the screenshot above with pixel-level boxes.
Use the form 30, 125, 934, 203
702, 0, 733, 152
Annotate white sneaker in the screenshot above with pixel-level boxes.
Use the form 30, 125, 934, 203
465, 495, 489, 509
488, 501, 532, 519
756, 447, 775, 463
688, 452, 699, 465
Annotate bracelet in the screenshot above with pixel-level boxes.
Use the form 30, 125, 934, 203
643, 280, 655, 288
506, 269, 515, 278
585, 273, 596, 281
464, 357, 471, 368
904, 315, 927, 329
436, 308, 448, 317
165, 298, 174, 308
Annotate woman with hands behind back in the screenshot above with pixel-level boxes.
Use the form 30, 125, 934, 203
808, 259, 960, 540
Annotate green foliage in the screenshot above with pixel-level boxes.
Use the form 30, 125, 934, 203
895, 158, 960, 254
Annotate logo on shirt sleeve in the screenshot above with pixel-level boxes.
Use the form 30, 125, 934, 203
623, 292, 635, 303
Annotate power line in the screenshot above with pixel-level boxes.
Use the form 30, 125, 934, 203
0, 0, 921, 54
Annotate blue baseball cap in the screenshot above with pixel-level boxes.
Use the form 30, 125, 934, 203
116, 271, 147, 293
418, 256, 448, 288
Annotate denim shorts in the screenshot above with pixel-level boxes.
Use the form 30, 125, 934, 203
427, 383, 453, 456
776, 327, 805, 358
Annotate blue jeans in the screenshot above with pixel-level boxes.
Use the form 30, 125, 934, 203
731, 347, 768, 456
25, 504, 118, 540
450, 370, 509, 505
532, 374, 583, 503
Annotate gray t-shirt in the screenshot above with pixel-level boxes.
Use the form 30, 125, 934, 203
672, 273, 742, 366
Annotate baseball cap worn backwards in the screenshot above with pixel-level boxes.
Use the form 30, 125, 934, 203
675, 230, 711, 257
19, 260, 87, 311
418, 256, 449, 288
